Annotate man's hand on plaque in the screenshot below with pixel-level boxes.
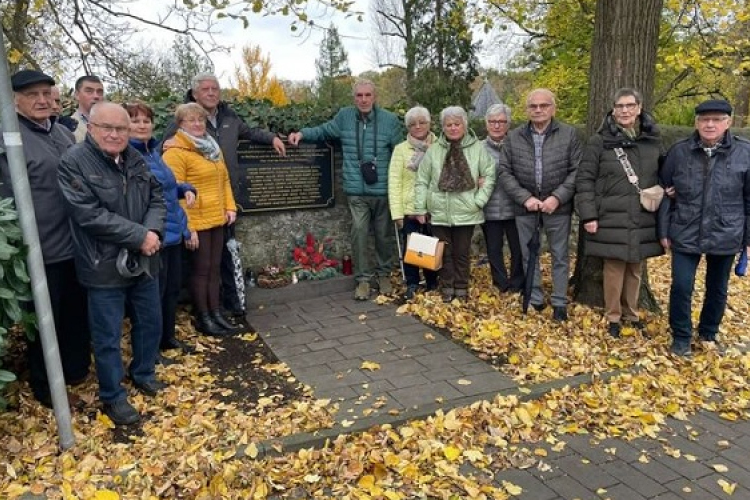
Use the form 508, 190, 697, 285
288, 132, 303, 146
272, 136, 286, 156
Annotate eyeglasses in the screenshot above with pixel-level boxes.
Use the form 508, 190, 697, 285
90, 122, 129, 135
614, 102, 639, 111
487, 119, 509, 126
527, 103, 553, 110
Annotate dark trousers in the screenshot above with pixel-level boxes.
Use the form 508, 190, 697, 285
220, 224, 244, 313
27, 259, 90, 401
401, 217, 439, 288
669, 251, 734, 341
88, 277, 161, 404
193, 226, 224, 314
432, 225, 474, 293
482, 219, 524, 292
159, 243, 183, 347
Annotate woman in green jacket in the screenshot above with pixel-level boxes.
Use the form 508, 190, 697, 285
415, 106, 496, 302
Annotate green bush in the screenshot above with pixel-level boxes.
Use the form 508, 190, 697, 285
0, 197, 32, 410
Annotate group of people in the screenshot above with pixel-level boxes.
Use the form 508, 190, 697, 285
1, 70, 285, 425
2, 67, 747, 425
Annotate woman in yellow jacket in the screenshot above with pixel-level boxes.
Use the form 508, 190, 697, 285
388, 106, 439, 300
163, 103, 237, 336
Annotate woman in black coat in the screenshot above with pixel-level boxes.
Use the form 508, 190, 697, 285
576, 88, 664, 338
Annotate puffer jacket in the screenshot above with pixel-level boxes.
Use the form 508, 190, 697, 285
388, 133, 437, 220
0, 115, 75, 264
162, 90, 277, 194
130, 137, 195, 247
414, 131, 496, 227
498, 119, 581, 215
162, 131, 236, 232
482, 138, 516, 221
576, 112, 664, 262
58, 136, 165, 288
658, 131, 750, 255
300, 106, 404, 196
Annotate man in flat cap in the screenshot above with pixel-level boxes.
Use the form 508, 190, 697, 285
658, 99, 750, 357
0, 69, 91, 407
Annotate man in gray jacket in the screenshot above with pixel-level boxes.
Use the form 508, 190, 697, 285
0, 69, 91, 408
498, 89, 581, 321
59, 102, 166, 425
658, 99, 750, 357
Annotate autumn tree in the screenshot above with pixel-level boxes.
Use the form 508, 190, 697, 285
233, 44, 289, 105
371, 0, 425, 95
315, 24, 353, 110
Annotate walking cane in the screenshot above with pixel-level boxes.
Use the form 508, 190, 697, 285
395, 222, 406, 282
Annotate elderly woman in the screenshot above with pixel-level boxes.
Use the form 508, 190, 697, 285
576, 88, 663, 337
125, 101, 197, 353
162, 103, 237, 337
415, 106, 496, 302
482, 103, 524, 293
388, 106, 439, 300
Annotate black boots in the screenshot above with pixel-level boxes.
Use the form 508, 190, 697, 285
195, 312, 229, 337
210, 310, 238, 332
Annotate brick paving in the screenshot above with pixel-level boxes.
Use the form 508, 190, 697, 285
248, 276, 750, 499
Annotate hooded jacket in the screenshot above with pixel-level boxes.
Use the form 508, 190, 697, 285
658, 131, 750, 255
576, 112, 664, 262
58, 136, 165, 288
388, 132, 438, 220
414, 131, 496, 227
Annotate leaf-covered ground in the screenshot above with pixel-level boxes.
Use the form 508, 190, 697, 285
1, 254, 749, 499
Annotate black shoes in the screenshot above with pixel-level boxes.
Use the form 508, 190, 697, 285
211, 310, 241, 331
132, 378, 168, 397
404, 285, 418, 301
608, 322, 621, 338
195, 312, 230, 336
103, 399, 140, 425
160, 337, 195, 354
553, 306, 568, 321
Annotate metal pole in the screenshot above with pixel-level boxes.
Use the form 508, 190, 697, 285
0, 32, 74, 449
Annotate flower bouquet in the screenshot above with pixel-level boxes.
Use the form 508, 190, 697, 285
256, 264, 292, 289
290, 232, 340, 281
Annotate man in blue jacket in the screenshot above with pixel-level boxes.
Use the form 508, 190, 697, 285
289, 80, 404, 300
658, 99, 750, 357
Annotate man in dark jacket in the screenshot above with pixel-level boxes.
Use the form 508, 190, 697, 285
498, 89, 581, 321
162, 73, 285, 324
59, 102, 166, 425
0, 69, 91, 408
658, 99, 750, 357
288, 80, 404, 300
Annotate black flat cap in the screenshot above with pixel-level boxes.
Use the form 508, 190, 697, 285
11, 69, 55, 91
695, 99, 732, 116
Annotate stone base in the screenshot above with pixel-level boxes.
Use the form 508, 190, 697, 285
247, 275, 355, 307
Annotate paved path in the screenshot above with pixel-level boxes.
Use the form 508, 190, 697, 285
248, 277, 750, 499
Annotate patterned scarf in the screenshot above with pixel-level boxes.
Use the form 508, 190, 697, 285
485, 136, 504, 152
438, 139, 475, 192
180, 129, 222, 162
406, 134, 432, 171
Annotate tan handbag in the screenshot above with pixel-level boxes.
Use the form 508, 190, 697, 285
614, 148, 664, 212
404, 232, 445, 271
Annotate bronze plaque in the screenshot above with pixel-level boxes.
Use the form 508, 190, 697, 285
235, 140, 335, 214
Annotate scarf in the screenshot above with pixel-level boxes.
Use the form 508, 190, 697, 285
406, 134, 432, 171
180, 129, 222, 162
485, 136, 504, 152
438, 139, 475, 193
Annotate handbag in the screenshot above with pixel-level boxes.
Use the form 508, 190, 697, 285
404, 232, 445, 271
614, 147, 664, 212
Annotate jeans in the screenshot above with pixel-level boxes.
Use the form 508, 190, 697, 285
159, 243, 183, 346
88, 277, 162, 403
516, 213, 571, 307
482, 219, 524, 291
349, 196, 396, 282
401, 217, 438, 288
669, 251, 734, 341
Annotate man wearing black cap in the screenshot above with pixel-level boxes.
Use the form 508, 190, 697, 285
0, 69, 91, 407
658, 99, 750, 357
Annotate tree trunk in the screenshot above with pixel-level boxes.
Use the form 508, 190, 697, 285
572, 0, 663, 312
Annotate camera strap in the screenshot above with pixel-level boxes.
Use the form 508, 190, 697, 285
356, 108, 378, 164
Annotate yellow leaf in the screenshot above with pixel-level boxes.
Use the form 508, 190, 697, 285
457, 379, 472, 385
304, 474, 321, 483
712, 464, 729, 473
534, 448, 547, 457
94, 490, 120, 500
97, 412, 115, 429
718, 479, 737, 495
358, 475, 375, 488
245, 443, 259, 459
443, 445, 461, 461
361, 361, 381, 371
502, 480, 523, 496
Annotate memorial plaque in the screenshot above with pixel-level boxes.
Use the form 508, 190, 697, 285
235, 140, 335, 214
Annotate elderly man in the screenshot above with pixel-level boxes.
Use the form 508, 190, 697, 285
498, 89, 581, 321
0, 69, 91, 408
289, 80, 404, 300
658, 99, 750, 357
163, 73, 285, 326
482, 103, 524, 293
70, 75, 105, 142
59, 102, 166, 425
